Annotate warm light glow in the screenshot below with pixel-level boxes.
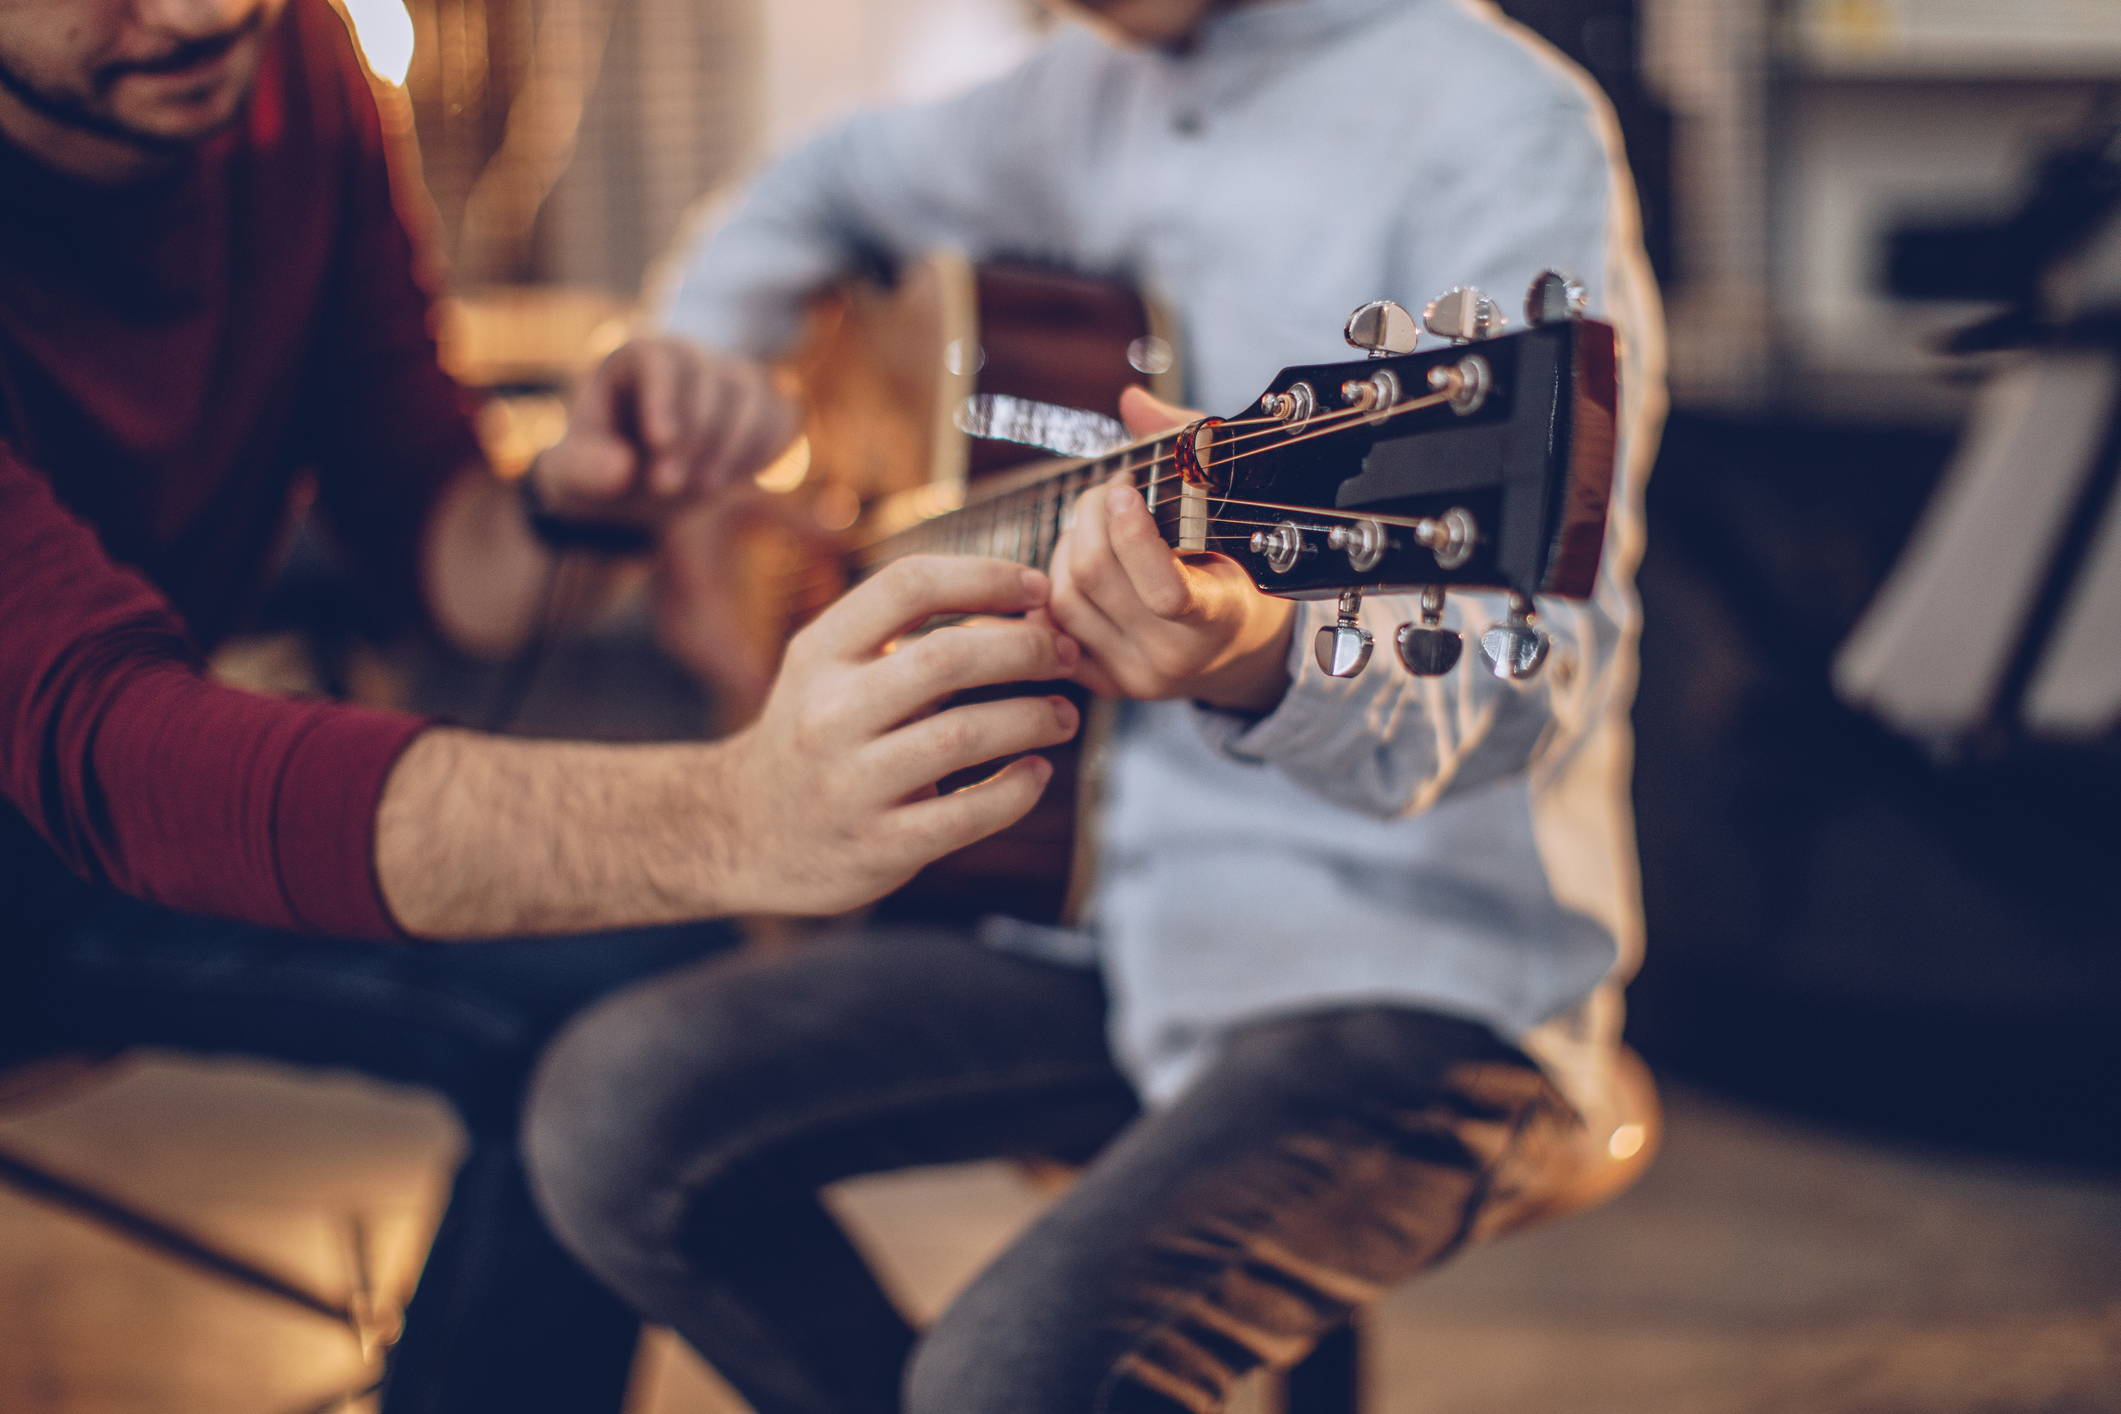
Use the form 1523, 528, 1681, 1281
344, 0, 415, 86
755, 436, 812, 493
1608, 1123, 1647, 1161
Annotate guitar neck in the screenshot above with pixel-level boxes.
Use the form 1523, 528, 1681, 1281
832, 315, 1617, 608
849, 430, 1186, 579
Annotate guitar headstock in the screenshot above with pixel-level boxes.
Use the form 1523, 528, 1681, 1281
1144, 273, 1617, 682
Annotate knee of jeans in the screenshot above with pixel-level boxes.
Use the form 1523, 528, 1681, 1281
906, 1280, 1101, 1414
520, 972, 760, 1282
904, 1301, 1004, 1414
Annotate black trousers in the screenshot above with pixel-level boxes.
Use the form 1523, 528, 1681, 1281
524, 929, 1579, 1414
4, 862, 735, 1414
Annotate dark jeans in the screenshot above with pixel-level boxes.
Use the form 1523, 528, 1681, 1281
523, 930, 1578, 1414
2, 868, 736, 1414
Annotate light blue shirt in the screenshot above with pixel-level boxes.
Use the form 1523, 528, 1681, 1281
665, 0, 1666, 1118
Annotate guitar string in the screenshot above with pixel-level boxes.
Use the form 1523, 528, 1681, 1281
767, 501, 1461, 595
937, 396, 1400, 517
867, 384, 1460, 550
839, 392, 1435, 566
762, 380, 1474, 588
934, 381, 1450, 519
985, 382, 1462, 513
925, 408, 1296, 517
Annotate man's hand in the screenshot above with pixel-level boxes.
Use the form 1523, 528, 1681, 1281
424, 336, 799, 659
530, 335, 799, 528
377, 556, 1081, 936
709, 556, 1081, 916
1040, 387, 1296, 713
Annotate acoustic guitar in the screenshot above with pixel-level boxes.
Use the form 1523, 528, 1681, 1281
757, 257, 1617, 926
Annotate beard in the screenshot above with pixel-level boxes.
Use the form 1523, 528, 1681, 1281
0, 11, 265, 156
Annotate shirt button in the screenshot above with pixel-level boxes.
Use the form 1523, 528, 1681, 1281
1172, 110, 1203, 137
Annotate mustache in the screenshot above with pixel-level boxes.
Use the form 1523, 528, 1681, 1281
94, 10, 265, 89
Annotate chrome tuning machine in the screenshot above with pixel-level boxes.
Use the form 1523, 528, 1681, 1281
1426, 356, 1491, 415
1248, 520, 1310, 575
1314, 588, 1374, 679
1339, 367, 1400, 420
1326, 518, 1386, 573
1422, 286, 1504, 343
1524, 269, 1589, 326
1394, 585, 1463, 677
1478, 592, 1551, 681
1259, 381, 1316, 426
1342, 300, 1421, 358
1413, 506, 1476, 570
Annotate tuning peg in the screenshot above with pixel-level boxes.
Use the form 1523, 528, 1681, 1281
1411, 506, 1476, 570
1314, 589, 1374, 678
1478, 593, 1550, 680
1259, 381, 1316, 425
1343, 300, 1421, 357
1524, 270, 1589, 327
1422, 287, 1504, 343
1249, 520, 1310, 575
1394, 585, 1463, 677
1327, 518, 1386, 573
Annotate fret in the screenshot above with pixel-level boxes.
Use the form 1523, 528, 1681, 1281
1035, 478, 1056, 570
852, 423, 1198, 581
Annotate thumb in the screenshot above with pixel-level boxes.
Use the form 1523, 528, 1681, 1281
539, 432, 638, 505
1119, 385, 1201, 437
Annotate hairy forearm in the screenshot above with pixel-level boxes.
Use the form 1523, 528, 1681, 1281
379, 557, 1085, 941
375, 727, 743, 939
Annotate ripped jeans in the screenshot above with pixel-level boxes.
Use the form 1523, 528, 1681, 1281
523, 929, 1579, 1414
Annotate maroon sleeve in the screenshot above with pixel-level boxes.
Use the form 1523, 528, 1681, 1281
1, 443, 427, 938
296, 4, 486, 635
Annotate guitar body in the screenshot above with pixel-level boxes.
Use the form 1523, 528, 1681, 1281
784, 255, 1180, 926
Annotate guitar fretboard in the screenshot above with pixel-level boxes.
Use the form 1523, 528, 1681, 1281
852, 432, 1186, 577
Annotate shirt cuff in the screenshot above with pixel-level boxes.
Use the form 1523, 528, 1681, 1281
1190, 600, 1356, 766
273, 705, 432, 939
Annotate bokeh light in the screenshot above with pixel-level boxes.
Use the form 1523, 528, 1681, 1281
343, 0, 415, 86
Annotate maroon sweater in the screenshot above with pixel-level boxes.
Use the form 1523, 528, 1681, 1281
0, 1, 482, 940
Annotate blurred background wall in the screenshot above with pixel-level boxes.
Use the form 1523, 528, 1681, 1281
386, 0, 1050, 298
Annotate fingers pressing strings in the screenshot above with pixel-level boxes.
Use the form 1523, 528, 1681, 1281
846, 384, 1464, 574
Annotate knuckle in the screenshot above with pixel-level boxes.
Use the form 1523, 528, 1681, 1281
1012, 628, 1061, 677
906, 555, 948, 593
1143, 582, 1191, 619
912, 631, 969, 681
930, 714, 979, 760
789, 696, 838, 748
879, 556, 939, 609
884, 810, 945, 863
